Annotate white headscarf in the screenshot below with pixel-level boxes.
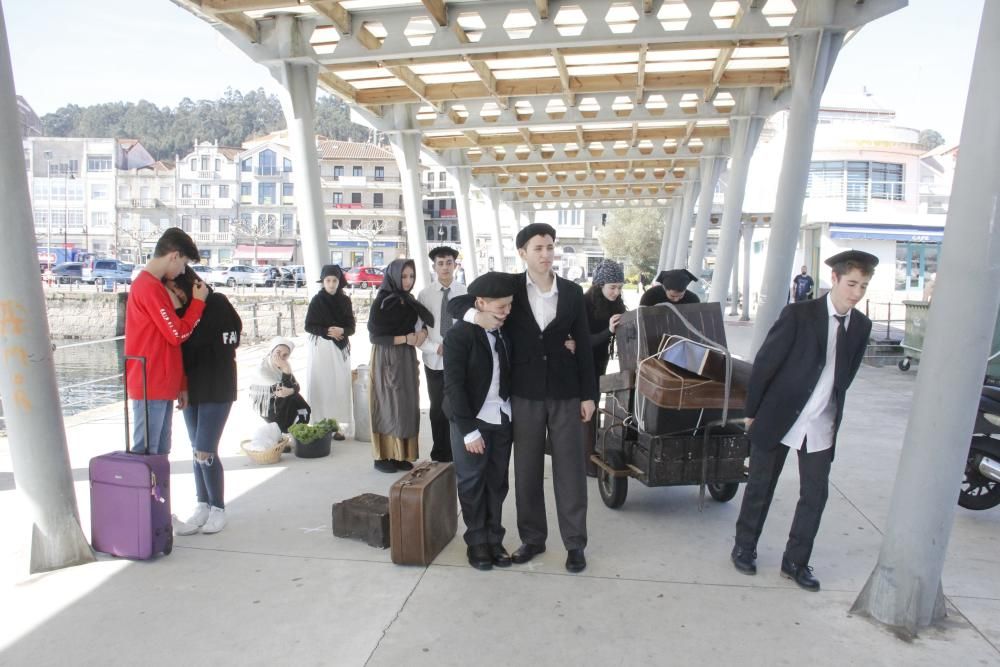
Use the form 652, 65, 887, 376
250, 337, 296, 418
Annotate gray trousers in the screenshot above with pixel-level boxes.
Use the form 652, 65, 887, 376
512, 396, 588, 550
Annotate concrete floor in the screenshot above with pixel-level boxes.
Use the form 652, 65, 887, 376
1, 306, 998, 666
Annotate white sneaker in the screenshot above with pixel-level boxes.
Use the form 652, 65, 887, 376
172, 514, 199, 536
201, 507, 227, 534
185, 502, 210, 527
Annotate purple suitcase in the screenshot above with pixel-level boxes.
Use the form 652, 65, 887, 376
89, 355, 173, 559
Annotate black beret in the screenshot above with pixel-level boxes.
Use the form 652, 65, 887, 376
467, 271, 516, 299
515, 223, 557, 249
427, 245, 459, 261
317, 264, 344, 282
825, 249, 879, 268
656, 269, 698, 291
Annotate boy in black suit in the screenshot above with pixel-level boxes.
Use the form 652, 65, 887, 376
443, 272, 516, 571
731, 250, 877, 592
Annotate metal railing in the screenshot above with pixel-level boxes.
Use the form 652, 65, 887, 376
862, 300, 907, 365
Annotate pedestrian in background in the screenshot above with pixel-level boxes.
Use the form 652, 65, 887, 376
792, 265, 815, 302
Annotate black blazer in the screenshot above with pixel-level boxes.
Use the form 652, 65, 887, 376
448, 273, 598, 402
745, 296, 871, 459
442, 321, 510, 437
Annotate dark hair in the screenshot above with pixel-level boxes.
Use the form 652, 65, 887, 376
428, 245, 459, 261
166, 265, 204, 317
831, 259, 876, 279
515, 223, 557, 249
153, 227, 200, 261
586, 283, 626, 323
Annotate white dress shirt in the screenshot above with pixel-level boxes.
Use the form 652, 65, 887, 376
464, 328, 512, 444
524, 271, 559, 331
417, 279, 466, 371
780, 294, 851, 454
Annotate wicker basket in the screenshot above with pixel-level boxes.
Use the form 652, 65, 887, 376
240, 435, 290, 465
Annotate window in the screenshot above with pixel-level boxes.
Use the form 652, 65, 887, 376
333, 165, 344, 180
87, 154, 112, 171
90, 184, 109, 200
241, 157, 252, 172
896, 242, 939, 291
283, 158, 292, 172
215, 158, 221, 172
350, 219, 361, 230
871, 162, 904, 201
426, 171, 434, 184
351, 192, 362, 205
375, 166, 384, 181
190, 158, 197, 171
140, 186, 150, 200
353, 166, 363, 177
240, 182, 251, 197
282, 214, 293, 236
200, 156, 209, 171
181, 184, 191, 198
200, 216, 211, 233
91, 211, 109, 228
118, 185, 130, 200
439, 172, 447, 186
160, 186, 172, 201
331, 219, 342, 230
259, 182, 276, 204
259, 149, 277, 176
426, 225, 435, 241
373, 193, 383, 208
451, 225, 459, 242
219, 184, 229, 199
200, 184, 211, 198
282, 182, 294, 197
846, 161, 869, 212
181, 216, 192, 232
333, 192, 343, 205
218, 216, 230, 233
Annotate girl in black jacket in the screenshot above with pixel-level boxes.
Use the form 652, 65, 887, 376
304, 264, 355, 440
166, 266, 242, 535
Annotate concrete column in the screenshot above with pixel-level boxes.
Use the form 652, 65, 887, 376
729, 239, 740, 316
708, 89, 766, 303
269, 17, 327, 287
0, 4, 94, 573
664, 203, 684, 269
852, 2, 1000, 636
750, 27, 844, 355
740, 220, 755, 321
657, 206, 674, 271
486, 191, 505, 272
446, 166, 479, 281
672, 179, 700, 269
687, 154, 724, 277
387, 106, 431, 289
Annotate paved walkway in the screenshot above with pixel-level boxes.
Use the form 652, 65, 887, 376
1, 304, 999, 666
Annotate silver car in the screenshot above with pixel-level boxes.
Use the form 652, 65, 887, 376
210, 265, 258, 287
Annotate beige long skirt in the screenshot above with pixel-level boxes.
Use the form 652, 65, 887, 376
369, 344, 420, 461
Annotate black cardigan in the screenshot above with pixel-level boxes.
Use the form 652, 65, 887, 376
181, 291, 243, 404
304, 290, 356, 350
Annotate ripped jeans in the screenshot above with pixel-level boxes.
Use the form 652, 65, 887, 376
183, 402, 232, 509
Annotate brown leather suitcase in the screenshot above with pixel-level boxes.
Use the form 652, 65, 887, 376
389, 461, 458, 565
637, 358, 747, 410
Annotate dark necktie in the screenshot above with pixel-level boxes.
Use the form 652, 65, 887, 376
834, 314, 848, 385
493, 330, 511, 400
439, 287, 451, 338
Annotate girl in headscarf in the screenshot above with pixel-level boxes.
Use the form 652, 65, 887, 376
582, 259, 628, 476
367, 258, 434, 473
249, 337, 311, 434
305, 264, 355, 440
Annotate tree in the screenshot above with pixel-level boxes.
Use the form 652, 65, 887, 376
230, 214, 277, 264
347, 219, 387, 266
918, 129, 946, 151
116, 216, 161, 263
596, 208, 665, 278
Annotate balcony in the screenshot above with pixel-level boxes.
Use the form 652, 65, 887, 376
323, 176, 402, 188
334, 202, 363, 209
119, 198, 160, 209
192, 231, 232, 244
196, 171, 218, 179
256, 167, 284, 177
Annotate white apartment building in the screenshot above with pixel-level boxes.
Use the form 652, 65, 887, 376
175, 142, 242, 264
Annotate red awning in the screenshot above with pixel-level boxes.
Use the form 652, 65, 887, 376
233, 244, 295, 261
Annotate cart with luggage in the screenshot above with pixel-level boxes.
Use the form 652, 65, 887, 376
591, 302, 752, 509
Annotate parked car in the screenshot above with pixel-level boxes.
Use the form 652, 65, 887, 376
282, 265, 306, 287
345, 266, 384, 289
84, 258, 134, 285
191, 264, 213, 280
255, 265, 284, 287
47, 262, 84, 285
210, 265, 258, 287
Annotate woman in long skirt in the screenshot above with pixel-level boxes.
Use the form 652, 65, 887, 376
305, 264, 355, 440
367, 258, 434, 473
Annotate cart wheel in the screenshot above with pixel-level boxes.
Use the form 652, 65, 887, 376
707, 483, 739, 503
897, 358, 911, 372
163, 536, 173, 556
598, 467, 628, 509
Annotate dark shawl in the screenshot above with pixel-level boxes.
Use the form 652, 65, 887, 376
305, 267, 356, 350
367, 258, 435, 344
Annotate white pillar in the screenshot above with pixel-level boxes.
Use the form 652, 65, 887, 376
446, 166, 479, 281
486, 191, 505, 272
708, 89, 766, 303
672, 179, 699, 269
0, 3, 94, 573
269, 17, 328, 287
750, 27, 844, 355
387, 106, 431, 289
687, 154, 724, 277
852, 2, 1000, 635
657, 206, 674, 271
740, 220, 755, 321
729, 238, 740, 316
664, 202, 684, 269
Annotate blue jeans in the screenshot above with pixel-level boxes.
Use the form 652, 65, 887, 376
183, 402, 232, 510
131, 399, 173, 455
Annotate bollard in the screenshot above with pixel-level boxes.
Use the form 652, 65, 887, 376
288, 302, 296, 336
276, 312, 283, 337
251, 303, 259, 341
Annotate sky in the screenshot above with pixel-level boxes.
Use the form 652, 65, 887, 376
4, 0, 986, 145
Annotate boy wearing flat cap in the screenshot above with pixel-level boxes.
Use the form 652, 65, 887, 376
731, 249, 877, 592
640, 268, 701, 307
443, 272, 516, 571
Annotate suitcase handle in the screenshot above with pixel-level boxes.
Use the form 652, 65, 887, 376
123, 355, 151, 455
399, 461, 435, 486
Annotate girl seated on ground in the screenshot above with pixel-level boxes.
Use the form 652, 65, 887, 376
250, 337, 311, 434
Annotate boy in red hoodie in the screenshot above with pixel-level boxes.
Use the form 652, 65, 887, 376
124, 227, 208, 454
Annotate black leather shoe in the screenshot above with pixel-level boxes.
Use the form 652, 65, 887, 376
374, 460, 397, 473
467, 544, 493, 571
565, 548, 587, 573
731, 545, 757, 575
780, 557, 820, 592
511, 543, 546, 564
491, 544, 512, 568
394, 460, 414, 471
